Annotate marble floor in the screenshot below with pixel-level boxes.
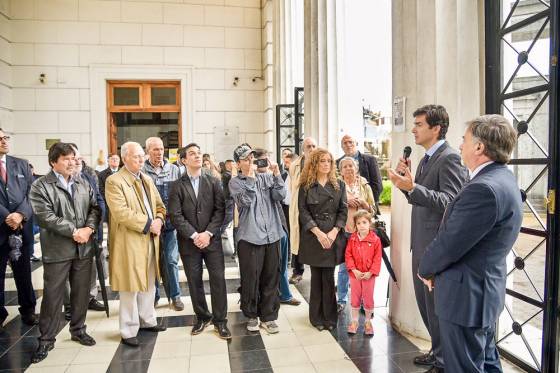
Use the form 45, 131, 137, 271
0, 240, 526, 372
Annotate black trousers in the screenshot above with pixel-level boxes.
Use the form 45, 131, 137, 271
237, 240, 280, 322
440, 319, 502, 373
309, 266, 337, 328
412, 250, 443, 367
0, 242, 36, 323
39, 257, 92, 343
291, 253, 305, 276
181, 247, 227, 324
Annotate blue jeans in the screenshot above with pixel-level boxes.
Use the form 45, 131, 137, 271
156, 229, 181, 299
337, 263, 350, 305
279, 232, 293, 301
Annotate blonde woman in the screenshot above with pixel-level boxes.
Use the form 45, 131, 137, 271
298, 148, 348, 331
336, 156, 376, 313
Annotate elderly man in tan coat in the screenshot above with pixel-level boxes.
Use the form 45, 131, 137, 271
288, 137, 316, 284
105, 141, 167, 347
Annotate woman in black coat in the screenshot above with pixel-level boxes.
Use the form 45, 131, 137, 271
298, 148, 348, 330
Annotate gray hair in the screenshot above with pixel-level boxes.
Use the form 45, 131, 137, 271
121, 141, 142, 159
145, 137, 163, 151
338, 156, 359, 173
467, 114, 518, 163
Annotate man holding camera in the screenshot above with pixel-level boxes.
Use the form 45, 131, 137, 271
229, 145, 285, 334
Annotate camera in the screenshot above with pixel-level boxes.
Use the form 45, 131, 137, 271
254, 158, 269, 168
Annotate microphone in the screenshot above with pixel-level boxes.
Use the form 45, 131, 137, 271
400, 146, 412, 176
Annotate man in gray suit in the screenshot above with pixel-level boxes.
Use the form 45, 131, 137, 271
418, 115, 522, 372
389, 105, 468, 373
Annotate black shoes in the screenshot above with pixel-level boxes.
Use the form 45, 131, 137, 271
71, 332, 96, 346
121, 337, 139, 347
88, 299, 105, 311
424, 367, 444, 373
21, 313, 38, 326
191, 318, 212, 335
414, 351, 436, 366
31, 343, 54, 364
214, 324, 232, 340
140, 324, 167, 332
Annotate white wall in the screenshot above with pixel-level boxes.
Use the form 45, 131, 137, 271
4, 0, 265, 174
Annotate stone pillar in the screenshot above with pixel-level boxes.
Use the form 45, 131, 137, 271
389, 0, 484, 340
303, 0, 354, 151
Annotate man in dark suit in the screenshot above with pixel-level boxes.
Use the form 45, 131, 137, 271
98, 154, 120, 211
418, 114, 522, 372
388, 105, 468, 373
168, 143, 230, 339
337, 134, 383, 203
0, 128, 37, 328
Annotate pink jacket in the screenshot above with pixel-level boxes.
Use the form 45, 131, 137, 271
345, 231, 382, 279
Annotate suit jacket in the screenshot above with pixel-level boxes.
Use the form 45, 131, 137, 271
168, 172, 225, 256
418, 163, 523, 327
98, 167, 117, 202
337, 151, 383, 203
0, 155, 34, 250
105, 168, 166, 292
406, 142, 468, 254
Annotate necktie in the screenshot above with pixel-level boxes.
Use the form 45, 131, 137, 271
420, 154, 430, 175
0, 160, 6, 184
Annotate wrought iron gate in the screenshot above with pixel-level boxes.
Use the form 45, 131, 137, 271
275, 104, 296, 163
485, 0, 560, 371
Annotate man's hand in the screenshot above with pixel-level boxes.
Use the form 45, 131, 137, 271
395, 157, 411, 175
246, 163, 257, 178
269, 161, 280, 176
194, 231, 211, 249
388, 167, 415, 192
417, 273, 434, 292
352, 269, 363, 279
5, 212, 24, 230
150, 218, 163, 236
73, 227, 93, 244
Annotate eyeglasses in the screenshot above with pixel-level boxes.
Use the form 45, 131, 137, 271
0, 136, 10, 142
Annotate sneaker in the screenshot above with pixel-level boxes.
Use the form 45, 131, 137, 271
260, 320, 279, 334
172, 297, 184, 311
347, 321, 358, 334
247, 318, 259, 332
364, 320, 374, 335
337, 303, 345, 313
289, 274, 302, 285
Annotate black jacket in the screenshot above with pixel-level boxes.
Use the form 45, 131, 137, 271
298, 180, 348, 267
168, 172, 225, 255
29, 171, 101, 263
0, 155, 34, 250
337, 151, 383, 203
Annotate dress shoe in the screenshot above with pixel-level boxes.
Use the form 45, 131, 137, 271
88, 299, 105, 311
71, 332, 96, 346
414, 351, 436, 366
289, 274, 302, 285
191, 319, 212, 335
172, 297, 184, 311
140, 324, 167, 332
280, 298, 301, 306
21, 313, 38, 326
31, 343, 54, 364
424, 367, 443, 373
214, 324, 232, 340
121, 337, 139, 347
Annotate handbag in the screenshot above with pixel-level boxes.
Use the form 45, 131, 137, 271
333, 230, 349, 265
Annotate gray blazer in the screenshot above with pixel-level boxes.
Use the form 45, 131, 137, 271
406, 142, 468, 254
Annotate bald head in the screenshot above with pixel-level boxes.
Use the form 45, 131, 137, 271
302, 137, 317, 158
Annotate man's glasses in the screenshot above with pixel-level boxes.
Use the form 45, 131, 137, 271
0, 136, 10, 142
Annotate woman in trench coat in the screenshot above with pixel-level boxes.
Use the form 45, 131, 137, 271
298, 148, 348, 330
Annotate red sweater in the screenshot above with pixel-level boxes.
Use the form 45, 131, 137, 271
345, 231, 382, 278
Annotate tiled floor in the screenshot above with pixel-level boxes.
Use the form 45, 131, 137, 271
0, 237, 527, 372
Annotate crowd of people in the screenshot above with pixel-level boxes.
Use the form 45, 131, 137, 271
0, 104, 522, 372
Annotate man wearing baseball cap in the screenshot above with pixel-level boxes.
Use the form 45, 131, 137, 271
229, 144, 285, 334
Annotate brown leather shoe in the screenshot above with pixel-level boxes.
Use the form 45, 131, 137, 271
280, 298, 301, 306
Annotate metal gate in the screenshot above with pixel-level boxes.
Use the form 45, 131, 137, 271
485, 0, 560, 371
275, 104, 296, 163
